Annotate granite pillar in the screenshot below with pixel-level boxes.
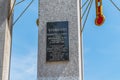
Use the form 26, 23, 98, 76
37, 0, 83, 80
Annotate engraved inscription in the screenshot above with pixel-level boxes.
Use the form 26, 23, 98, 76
46, 21, 69, 61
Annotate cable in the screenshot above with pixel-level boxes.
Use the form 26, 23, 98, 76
81, 0, 91, 19
13, 0, 34, 26
15, 0, 25, 6
81, 0, 93, 32
80, 1, 93, 78
81, 0, 93, 33
81, 0, 89, 9
110, 0, 120, 12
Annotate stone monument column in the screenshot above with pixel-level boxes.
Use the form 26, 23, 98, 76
38, 0, 83, 80
0, 0, 13, 80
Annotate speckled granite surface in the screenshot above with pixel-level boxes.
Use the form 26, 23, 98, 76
38, 0, 82, 80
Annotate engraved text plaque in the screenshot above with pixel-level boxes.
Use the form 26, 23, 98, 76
46, 21, 69, 61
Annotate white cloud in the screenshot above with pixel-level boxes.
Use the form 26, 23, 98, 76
10, 49, 37, 80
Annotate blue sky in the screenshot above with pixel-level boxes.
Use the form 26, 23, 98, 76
83, 0, 120, 80
10, 0, 120, 80
10, 0, 38, 80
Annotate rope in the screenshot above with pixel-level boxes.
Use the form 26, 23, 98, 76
81, 0, 89, 9
15, 0, 25, 6
81, 0, 93, 33
80, 1, 93, 79
81, 0, 91, 19
13, 0, 34, 26
110, 0, 120, 12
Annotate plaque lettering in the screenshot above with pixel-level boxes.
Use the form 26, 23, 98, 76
46, 21, 69, 61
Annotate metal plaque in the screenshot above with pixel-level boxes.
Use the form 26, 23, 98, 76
46, 21, 69, 61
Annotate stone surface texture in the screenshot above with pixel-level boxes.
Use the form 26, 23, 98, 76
0, 0, 12, 80
38, 0, 82, 80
